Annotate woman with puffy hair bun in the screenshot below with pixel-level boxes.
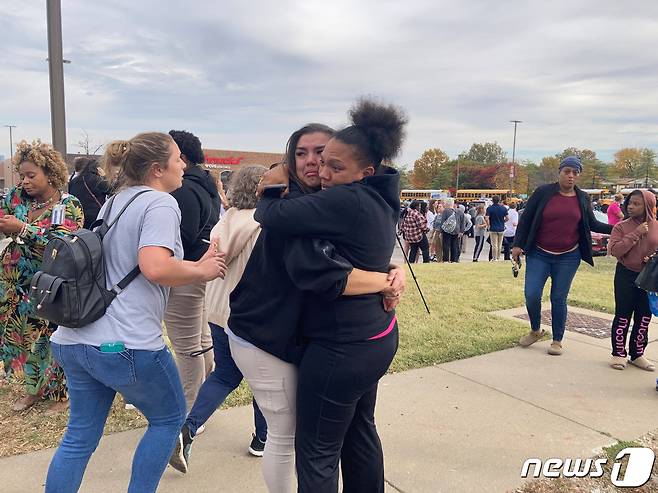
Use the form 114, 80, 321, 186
0, 140, 84, 413
254, 97, 407, 492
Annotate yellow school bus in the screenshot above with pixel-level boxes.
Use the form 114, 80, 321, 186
400, 189, 449, 202
455, 189, 513, 202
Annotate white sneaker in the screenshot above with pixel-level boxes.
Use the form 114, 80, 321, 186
195, 424, 206, 435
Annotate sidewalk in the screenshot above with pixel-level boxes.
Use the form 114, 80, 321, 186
2, 306, 658, 492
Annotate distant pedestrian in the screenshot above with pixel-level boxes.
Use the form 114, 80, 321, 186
402, 201, 430, 263
607, 193, 625, 226
607, 190, 658, 371
441, 198, 465, 262
472, 205, 487, 262
486, 196, 507, 261
431, 201, 444, 262
503, 202, 518, 260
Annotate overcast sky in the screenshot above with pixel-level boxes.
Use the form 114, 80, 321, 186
1, 0, 657, 167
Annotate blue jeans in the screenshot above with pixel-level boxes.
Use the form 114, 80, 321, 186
524, 248, 581, 341
46, 343, 186, 493
186, 323, 267, 441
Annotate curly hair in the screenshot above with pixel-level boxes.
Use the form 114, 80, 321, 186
169, 130, 205, 165
12, 139, 69, 191
227, 166, 267, 210
334, 97, 408, 169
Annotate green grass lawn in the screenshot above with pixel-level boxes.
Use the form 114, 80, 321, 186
390, 255, 617, 372
0, 255, 619, 457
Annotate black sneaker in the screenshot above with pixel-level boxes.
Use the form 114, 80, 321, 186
248, 433, 266, 457
169, 424, 194, 473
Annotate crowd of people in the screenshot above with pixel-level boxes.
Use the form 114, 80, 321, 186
2, 103, 658, 492
399, 195, 521, 263
0, 97, 408, 493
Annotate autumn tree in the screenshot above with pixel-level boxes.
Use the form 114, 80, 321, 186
614, 148, 644, 178
458, 142, 507, 165
410, 148, 449, 188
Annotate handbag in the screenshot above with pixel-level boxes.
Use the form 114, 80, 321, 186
634, 253, 658, 292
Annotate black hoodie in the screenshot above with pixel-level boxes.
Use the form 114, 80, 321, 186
171, 165, 220, 261
254, 167, 400, 342
228, 181, 354, 364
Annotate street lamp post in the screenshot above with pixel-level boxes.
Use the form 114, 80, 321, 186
4, 125, 16, 158
509, 120, 522, 194
47, 0, 67, 157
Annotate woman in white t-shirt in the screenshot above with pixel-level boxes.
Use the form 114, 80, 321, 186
47, 132, 227, 493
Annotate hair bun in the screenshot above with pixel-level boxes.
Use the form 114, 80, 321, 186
349, 97, 407, 163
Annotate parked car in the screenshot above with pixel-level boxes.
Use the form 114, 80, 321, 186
591, 210, 610, 256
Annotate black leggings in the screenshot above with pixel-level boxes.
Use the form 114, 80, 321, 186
611, 263, 651, 359
295, 326, 399, 493
409, 234, 430, 263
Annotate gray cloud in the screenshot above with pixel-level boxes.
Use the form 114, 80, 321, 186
0, 0, 656, 166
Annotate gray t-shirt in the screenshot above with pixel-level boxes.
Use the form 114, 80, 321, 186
474, 215, 487, 237
51, 186, 183, 351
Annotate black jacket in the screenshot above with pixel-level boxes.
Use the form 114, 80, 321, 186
513, 183, 613, 266
254, 166, 400, 343
228, 182, 353, 364
171, 165, 220, 261
68, 172, 110, 229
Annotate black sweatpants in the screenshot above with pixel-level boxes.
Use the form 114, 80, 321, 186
409, 234, 430, 263
473, 236, 485, 261
611, 263, 652, 359
295, 326, 399, 493
442, 232, 460, 262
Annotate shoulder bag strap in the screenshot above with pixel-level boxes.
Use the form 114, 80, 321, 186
82, 176, 104, 209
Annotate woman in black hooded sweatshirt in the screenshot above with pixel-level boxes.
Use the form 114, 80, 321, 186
254, 99, 406, 493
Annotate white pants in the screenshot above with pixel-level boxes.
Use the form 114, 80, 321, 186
229, 339, 297, 493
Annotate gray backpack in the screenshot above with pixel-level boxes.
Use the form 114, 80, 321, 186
441, 210, 458, 234
30, 191, 150, 328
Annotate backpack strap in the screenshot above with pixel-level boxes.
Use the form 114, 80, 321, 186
93, 190, 152, 238
110, 265, 141, 295
90, 190, 153, 295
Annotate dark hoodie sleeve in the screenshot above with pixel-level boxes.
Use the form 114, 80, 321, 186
254, 186, 360, 240
171, 184, 203, 250
283, 238, 353, 300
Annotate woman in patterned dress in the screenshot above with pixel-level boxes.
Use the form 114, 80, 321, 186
0, 140, 84, 412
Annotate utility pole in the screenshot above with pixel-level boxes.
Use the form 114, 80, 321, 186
4, 125, 16, 158
455, 159, 460, 194
509, 120, 522, 194
47, 0, 67, 157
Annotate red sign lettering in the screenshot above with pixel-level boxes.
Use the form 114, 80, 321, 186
204, 155, 244, 165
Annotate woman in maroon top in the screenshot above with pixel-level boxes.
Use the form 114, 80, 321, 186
512, 156, 612, 355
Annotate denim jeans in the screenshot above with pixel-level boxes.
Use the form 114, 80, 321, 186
525, 248, 581, 341
186, 323, 267, 441
46, 343, 186, 493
